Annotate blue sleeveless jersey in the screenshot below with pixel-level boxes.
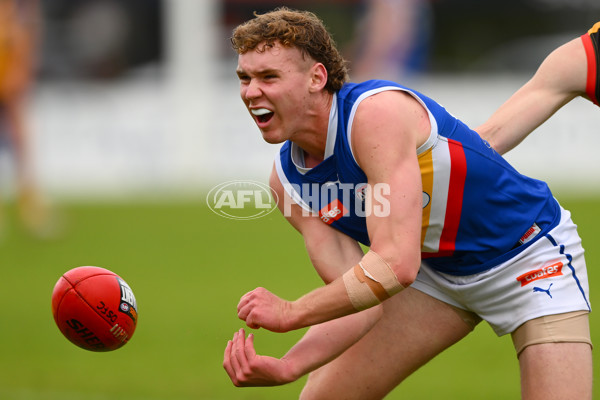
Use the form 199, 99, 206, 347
275, 80, 560, 276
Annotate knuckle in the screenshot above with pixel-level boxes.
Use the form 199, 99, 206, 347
236, 371, 249, 384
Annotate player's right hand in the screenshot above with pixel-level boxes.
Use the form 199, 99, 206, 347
237, 287, 295, 332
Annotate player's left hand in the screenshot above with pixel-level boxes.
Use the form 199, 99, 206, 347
237, 287, 295, 332
223, 328, 297, 387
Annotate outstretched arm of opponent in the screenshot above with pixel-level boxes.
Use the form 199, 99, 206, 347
477, 36, 590, 154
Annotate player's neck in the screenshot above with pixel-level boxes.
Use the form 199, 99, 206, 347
303, 150, 324, 168
291, 90, 334, 167
292, 122, 327, 167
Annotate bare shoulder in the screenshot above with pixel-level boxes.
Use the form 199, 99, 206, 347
354, 90, 426, 122
351, 89, 429, 170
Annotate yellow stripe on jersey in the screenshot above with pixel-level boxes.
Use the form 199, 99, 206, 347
418, 148, 434, 248
589, 21, 600, 35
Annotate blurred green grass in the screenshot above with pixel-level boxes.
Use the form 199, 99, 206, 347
0, 196, 597, 399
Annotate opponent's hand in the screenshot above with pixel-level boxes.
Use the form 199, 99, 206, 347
223, 329, 297, 387
237, 287, 295, 332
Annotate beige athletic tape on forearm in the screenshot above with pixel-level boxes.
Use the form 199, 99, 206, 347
342, 250, 404, 311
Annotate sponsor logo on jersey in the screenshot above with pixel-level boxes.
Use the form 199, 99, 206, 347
518, 223, 541, 246
319, 199, 348, 225
533, 283, 553, 298
516, 261, 563, 287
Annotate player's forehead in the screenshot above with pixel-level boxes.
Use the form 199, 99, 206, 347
236, 41, 309, 75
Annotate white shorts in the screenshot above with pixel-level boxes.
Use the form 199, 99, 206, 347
411, 206, 591, 336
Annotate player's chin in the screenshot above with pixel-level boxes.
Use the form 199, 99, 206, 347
260, 129, 286, 144
262, 136, 285, 145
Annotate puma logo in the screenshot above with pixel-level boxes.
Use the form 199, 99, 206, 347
533, 283, 553, 298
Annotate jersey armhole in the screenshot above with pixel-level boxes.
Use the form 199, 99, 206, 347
274, 153, 315, 213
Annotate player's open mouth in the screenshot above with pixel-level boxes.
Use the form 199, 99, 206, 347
251, 108, 274, 124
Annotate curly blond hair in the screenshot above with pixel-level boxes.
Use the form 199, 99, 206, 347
231, 7, 349, 92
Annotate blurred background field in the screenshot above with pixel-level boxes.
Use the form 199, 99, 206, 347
0, 0, 599, 399
0, 197, 598, 400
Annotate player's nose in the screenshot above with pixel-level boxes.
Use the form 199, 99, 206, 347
243, 79, 262, 100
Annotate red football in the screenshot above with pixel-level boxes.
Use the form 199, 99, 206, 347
51, 266, 138, 351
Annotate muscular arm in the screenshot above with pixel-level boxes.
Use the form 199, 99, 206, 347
225, 167, 383, 386
476, 37, 588, 155
352, 90, 424, 278
273, 168, 384, 379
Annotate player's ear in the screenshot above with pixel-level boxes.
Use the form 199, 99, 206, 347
309, 63, 328, 92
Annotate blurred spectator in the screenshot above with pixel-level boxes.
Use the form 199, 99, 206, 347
0, 0, 54, 237
65, 0, 132, 78
41, 0, 162, 80
347, 0, 433, 81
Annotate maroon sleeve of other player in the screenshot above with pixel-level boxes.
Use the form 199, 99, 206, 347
581, 22, 600, 106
